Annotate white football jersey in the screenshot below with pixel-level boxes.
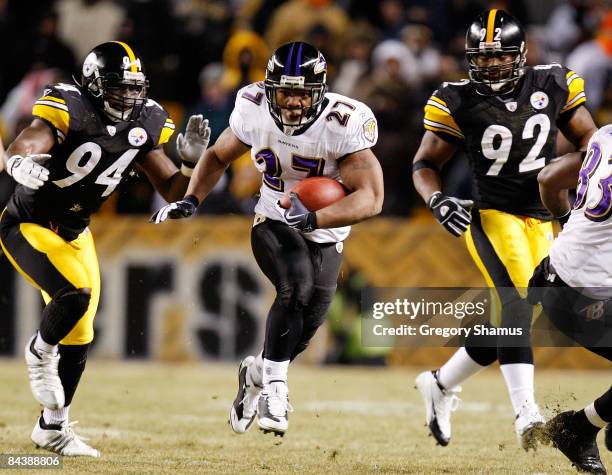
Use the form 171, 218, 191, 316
550, 124, 612, 299
229, 82, 378, 243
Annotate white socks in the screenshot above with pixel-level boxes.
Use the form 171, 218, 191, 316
500, 363, 537, 416
263, 358, 289, 387
34, 332, 57, 354
437, 347, 486, 390
247, 352, 264, 386
43, 405, 70, 426
585, 402, 608, 428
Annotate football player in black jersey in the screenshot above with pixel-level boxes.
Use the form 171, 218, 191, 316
0, 41, 211, 456
412, 10, 598, 449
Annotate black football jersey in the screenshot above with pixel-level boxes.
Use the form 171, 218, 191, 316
7, 83, 175, 240
423, 65, 587, 219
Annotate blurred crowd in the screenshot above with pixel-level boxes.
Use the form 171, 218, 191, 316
0, 0, 610, 216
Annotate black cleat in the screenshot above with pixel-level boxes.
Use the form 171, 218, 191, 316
546, 410, 607, 474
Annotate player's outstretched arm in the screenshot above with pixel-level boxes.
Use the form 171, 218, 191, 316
412, 131, 473, 237
184, 127, 249, 203
412, 131, 457, 203
149, 127, 249, 223
315, 148, 384, 228
540, 106, 598, 221
139, 115, 212, 203
537, 152, 584, 219
4, 119, 55, 189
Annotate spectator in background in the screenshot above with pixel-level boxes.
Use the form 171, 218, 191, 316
0, 69, 63, 142
56, 0, 126, 61
378, 0, 406, 39
354, 39, 423, 214
332, 21, 379, 97
190, 63, 233, 144
544, 0, 601, 63
567, 12, 612, 114
220, 30, 269, 96
264, 0, 349, 61
32, 9, 76, 78
401, 24, 441, 86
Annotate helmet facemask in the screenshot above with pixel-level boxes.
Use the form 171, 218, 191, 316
264, 75, 326, 132
467, 47, 526, 94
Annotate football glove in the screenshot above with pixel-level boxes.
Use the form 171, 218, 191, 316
6, 154, 51, 190
150, 195, 199, 224
176, 115, 211, 177
280, 192, 317, 233
428, 191, 473, 237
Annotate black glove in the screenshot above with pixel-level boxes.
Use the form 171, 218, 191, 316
428, 191, 473, 237
150, 195, 199, 224
282, 192, 317, 232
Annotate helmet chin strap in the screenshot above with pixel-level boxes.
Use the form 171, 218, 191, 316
103, 100, 132, 122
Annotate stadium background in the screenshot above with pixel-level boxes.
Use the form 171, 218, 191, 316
0, 0, 610, 365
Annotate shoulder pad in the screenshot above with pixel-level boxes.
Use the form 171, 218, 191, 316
32, 83, 81, 143
141, 100, 174, 147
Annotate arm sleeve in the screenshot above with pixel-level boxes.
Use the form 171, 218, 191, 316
157, 116, 175, 147
560, 68, 587, 115
423, 89, 464, 144
32, 88, 70, 144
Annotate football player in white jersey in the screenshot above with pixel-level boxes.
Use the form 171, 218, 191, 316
529, 124, 612, 474
151, 42, 384, 436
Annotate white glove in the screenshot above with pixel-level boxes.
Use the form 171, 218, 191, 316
176, 115, 211, 177
6, 154, 51, 190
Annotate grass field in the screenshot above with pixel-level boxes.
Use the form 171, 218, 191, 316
0, 360, 610, 474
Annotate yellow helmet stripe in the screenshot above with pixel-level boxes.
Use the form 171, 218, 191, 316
112, 41, 138, 72
486, 9, 498, 43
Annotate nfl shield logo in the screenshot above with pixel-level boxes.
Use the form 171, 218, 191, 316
505, 102, 517, 112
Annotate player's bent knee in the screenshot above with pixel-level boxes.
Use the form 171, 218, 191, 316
276, 280, 314, 311
54, 286, 92, 317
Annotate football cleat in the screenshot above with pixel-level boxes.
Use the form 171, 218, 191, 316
31, 415, 100, 457
258, 381, 293, 437
515, 407, 546, 451
229, 356, 262, 434
415, 370, 461, 446
605, 424, 611, 452
546, 410, 606, 474
25, 334, 64, 410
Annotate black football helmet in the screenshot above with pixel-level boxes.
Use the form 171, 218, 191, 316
465, 10, 526, 94
264, 42, 327, 130
79, 41, 149, 122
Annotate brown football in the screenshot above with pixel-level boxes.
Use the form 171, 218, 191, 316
279, 177, 348, 211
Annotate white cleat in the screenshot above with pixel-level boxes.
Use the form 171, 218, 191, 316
31, 416, 100, 457
258, 381, 293, 437
515, 407, 546, 451
229, 356, 262, 434
415, 370, 461, 446
25, 334, 64, 410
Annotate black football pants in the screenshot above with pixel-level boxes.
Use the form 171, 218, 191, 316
251, 219, 343, 362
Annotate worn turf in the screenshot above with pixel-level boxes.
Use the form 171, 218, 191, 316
0, 360, 609, 474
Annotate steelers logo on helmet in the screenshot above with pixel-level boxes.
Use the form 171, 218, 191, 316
82, 52, 100, 78
264, 42, 328, 132
79, 41, 149, 122
465, 9, 527, 95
